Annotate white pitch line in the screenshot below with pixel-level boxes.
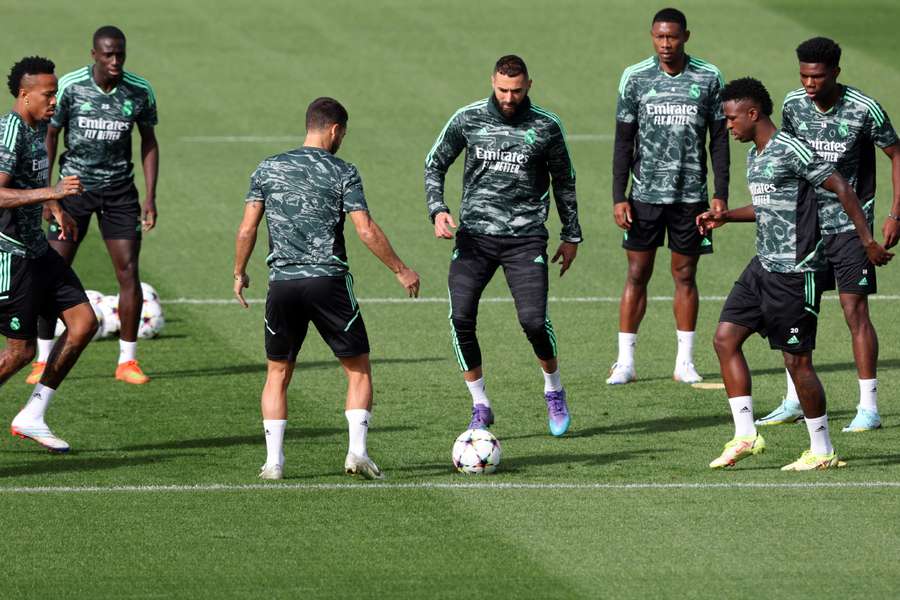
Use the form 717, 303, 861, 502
1, 481, 898, 494
163, 295, 900, 306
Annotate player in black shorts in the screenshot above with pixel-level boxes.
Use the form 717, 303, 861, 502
0, 56, 99, 453
697, 78, 892, 471
233, 97, 419, 480
31, 25, 160, 386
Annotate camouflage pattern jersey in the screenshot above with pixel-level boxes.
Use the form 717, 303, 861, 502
782, 85, 899, 235
616, 55, 727, 204
424, 96, 581, 242
0, 112, 50, 258
246, 146, 369, 281
746, 130, 834, 273
51, 66, 157, 191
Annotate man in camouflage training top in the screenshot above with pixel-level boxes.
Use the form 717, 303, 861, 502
30, 25, 159, 386
756, 37, 900, 433
424, 55, 580, 437
697, 78, 892, 471
609, 7, 730, 386
234, 97, 420, 481
0, 56, 99, 454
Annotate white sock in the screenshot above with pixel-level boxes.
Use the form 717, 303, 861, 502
466, 377, 490, 407
118, 340, 137, 365
263, 419, 286, 467
36, 338, 54, 363
17, 384, 56, 423
728, 396, 756, 438
785, 369, 799, 404
805, 415, 833, 455
675, 330, 695, 364
345, 409, 370, 457
542, 368, 562, 393
859, 378, 878, 412
617, 332, 636, 366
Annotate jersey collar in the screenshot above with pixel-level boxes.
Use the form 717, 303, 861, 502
90, 65, 119, 96
488, 94, 532, 124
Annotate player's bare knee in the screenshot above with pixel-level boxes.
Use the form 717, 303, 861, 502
713, 328, 737, 357
782, 351, 812, 375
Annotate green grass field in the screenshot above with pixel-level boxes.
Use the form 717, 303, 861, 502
3, 1, 900, 597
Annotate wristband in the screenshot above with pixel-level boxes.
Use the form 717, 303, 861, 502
888, 213, 900, 222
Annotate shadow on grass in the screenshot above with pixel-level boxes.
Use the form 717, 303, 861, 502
0, 452, 195, 479
391, 448, 672, 478
111, 425, 415, 452
628, 358, 900, 384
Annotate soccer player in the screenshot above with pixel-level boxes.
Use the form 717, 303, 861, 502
697, 78, 892, 471
0, 56, 99, 452
609, 7, 729, 385
29, 25, 159, 386
234, 97, 420, 481
424, 55, 580, 436
756, 37, 900, 432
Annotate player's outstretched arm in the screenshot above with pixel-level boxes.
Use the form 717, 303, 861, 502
233, 200, 264, 308
696, 204, 754, 235
880, 143, 900, 248
822, 173, 893, 266
349, 210, 420, 298
0, 172, 82, 208
138, 124, 159, 232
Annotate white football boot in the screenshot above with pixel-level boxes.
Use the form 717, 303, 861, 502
10, 419, 70, 453
344, 452, 384, 480
673, 361, 703, 384
258, 464, 283, 480
605, 362, 636, 385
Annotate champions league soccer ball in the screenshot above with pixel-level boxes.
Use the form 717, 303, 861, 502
452, 428, 501, 474
140, 281, 159, 304
138, 298, 165, 339
98, 295, 120, 336
56, 289, 105, 340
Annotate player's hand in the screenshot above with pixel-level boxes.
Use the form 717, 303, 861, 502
613, 202, 632, 230
434, 211, 456, 239
396, 266, 420, 298
864, 239, 894, 267
882, 217, 900, 249
696, 210, 728, 235
55, 209, 79, 242
711, 198, 728, 214
551, 241, 578, 277
51, 176, 83, 200
142, 198, 157, 232
234, 272, 250, 308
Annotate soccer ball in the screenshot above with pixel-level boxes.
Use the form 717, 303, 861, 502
138, 299, 165, 339
141, 281, 159, 304
56, 289, 105, 340
452, 428, 501, 474
98, 295, 121, 336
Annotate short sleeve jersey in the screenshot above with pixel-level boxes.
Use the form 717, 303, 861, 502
782, 85, 898, 235
0, 112, 50, 258
616, 55, 724, 204
747, 130, 834, 273
50, 66, 157, 191
246, 147, 369, 281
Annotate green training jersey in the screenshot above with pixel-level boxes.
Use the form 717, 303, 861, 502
50, 66, 157, 191
782, 85, 898, 235
616, 55, 725, 204
246, 146, 369, 281
0, 112, 49, 258
747, 130, 834, 273
424, 96, 581, 242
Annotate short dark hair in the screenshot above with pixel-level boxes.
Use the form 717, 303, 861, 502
7, 56, 55, 98
652, 7, 687, 30
721, 77, 773, 116
796, 37, 841, 68
494, 55, 528, 79
305, 97, 348, 131
93, 25, 126, 48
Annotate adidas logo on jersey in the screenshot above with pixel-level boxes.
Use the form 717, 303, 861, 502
700, 237, 712, 247
858, 276, 869, 286
79, 101, 93, 112
787, 335, 800, 345
798, 122, 808, 131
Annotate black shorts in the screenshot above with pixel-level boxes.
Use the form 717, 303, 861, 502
49, 181, 142, 243
622, 199, 712, 255
823, 232, 876, 295
264, 275, 369, 362
0, 248, 88, 339
719, 257, 826, 353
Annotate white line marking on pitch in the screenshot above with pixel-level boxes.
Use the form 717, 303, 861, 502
179, 134, 611, 143
164, 295, 900, 306
1, 481, 898, 494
